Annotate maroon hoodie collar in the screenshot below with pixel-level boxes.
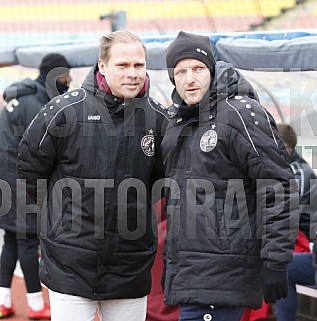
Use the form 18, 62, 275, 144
96, 70, 149, 97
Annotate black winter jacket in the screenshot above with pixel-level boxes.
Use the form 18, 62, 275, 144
18, 65, 169, 300
290, 151, 317, 273
161, 62, 299, 308
289, 151, 317, 240
0, 77, 49, 236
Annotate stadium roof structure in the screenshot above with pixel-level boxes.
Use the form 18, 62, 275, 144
1, 30, 317, 71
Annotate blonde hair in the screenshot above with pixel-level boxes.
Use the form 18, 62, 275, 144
99, 30, 147, 63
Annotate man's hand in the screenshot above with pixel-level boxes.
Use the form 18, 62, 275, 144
262, 267, 288, 303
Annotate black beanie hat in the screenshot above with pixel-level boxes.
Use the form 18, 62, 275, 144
166, 31, 216, 85
39, 53, 71, 76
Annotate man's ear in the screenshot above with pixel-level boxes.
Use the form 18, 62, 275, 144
98, 58, 106, 75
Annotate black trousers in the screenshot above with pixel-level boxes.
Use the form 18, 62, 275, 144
179, 304, 244, 321
0, 230, 41, 293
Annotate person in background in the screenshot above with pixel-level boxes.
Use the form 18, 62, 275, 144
0, 53, 71, 319
161, 31, 299, 321
146, 197, 179, 321
17, 30, 168, 321
274, 123, 317, 321
240, 122, 317, 321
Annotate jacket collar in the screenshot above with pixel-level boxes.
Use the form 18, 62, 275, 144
289, 150, 301, 163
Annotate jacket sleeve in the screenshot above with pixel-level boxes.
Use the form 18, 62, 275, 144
18, 101, 59, 204
150, 102, 169, 203
3, 84, 45, 137
227, 98, 299, 270
291, 161, 317, 241
22, 94, 46, 129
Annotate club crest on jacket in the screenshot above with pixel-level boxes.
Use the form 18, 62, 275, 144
200, 129, 217, 152
141, 129, 155, 156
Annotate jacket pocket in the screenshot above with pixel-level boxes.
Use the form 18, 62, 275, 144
179, 196, 230, 253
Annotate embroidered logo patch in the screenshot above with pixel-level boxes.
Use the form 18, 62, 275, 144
200, 129, 217, 152
87, 115, 101, 121
141, 130, 155, 156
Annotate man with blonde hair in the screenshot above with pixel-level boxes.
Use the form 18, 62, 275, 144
18, 30, 168, 321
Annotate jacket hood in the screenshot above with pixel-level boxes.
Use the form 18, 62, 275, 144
3, 78, 39, 102
211, 61, 259, 102
82, 64, 98, 93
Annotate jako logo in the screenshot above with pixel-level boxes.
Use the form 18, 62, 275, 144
88, 115, 101, 121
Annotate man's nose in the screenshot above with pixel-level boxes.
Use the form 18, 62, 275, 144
125, 67, 138, 77
185, 70, 195, 83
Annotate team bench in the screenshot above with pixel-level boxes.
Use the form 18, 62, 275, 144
296, 284, 317, 321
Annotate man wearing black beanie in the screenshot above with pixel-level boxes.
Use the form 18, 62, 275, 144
166, 31, 216, 85
161, 31, 299, 321
0, 52, 71, 319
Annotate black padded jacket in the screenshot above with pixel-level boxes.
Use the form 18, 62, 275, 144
161, 62, 299, 309
289, 151, 317, 240
0, 77, 49, 236
18, 65, 169, 299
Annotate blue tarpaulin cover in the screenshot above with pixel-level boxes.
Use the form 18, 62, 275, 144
2, 31, 317, 71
